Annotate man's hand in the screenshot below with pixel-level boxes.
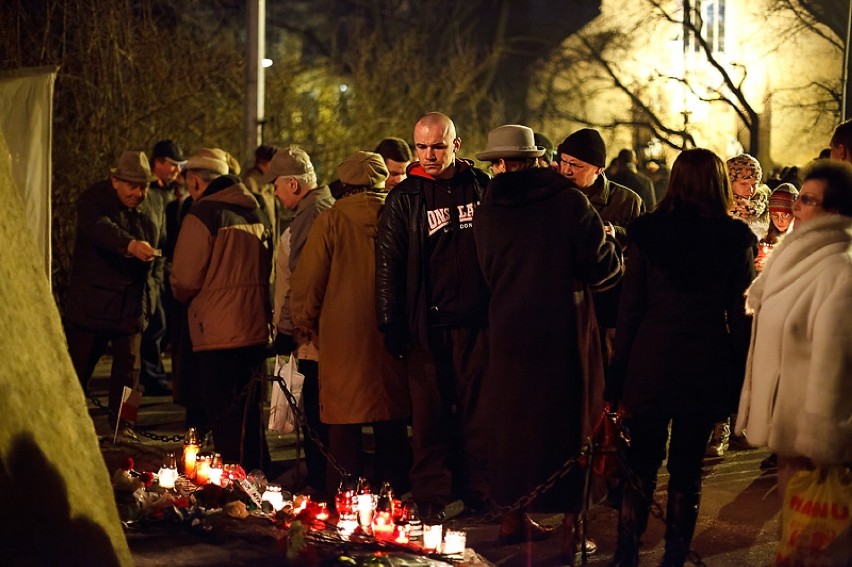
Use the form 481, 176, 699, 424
382, 324, 406, 360
127, 239, 159, 262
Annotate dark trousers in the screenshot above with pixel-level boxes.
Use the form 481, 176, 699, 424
619, 412, 716, 550
298, 359, 329, 492
407, 325, 489, 508
325, 419, 411, 499
197, 345, 269, 472
139, 294, 167, 385
65, 324, 141, 420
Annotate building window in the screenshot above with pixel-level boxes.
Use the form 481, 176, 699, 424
686, 0, 726, 54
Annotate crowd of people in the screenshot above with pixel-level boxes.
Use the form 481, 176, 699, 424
63, 113, 852, 566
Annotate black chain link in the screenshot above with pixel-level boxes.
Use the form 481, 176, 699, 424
269, 363, 349, 478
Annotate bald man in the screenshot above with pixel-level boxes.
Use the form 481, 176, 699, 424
375, 112, 492, 520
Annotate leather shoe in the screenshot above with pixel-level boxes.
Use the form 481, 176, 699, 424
561, 514, 597, 564
497, 511, 555, 544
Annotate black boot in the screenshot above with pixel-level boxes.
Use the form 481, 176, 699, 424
609, 482, 648, 567
659, 490, 700, 567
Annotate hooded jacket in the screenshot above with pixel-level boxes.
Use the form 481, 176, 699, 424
611, 208, 756, 419
375, 159, 489, 350
170, 175, 272, 351
290, 191, 408, 424
736, 214, 852, 464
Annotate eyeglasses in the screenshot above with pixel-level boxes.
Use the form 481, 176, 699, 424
795, 194, 823, 207
559, 158, 588, 171
770, 211, 792, 220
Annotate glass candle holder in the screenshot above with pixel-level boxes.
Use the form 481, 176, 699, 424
194, 454, 211, 485
442, 529, 466, 555
157, 451, 178, 489
182, 428, 200, 480
357, 493, 376, 527
261, 484, 285, 511
422, 524, 443, 552
208, 453, 223, 486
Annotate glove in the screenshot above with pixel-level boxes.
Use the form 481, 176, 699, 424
271, 333, 296, 356
382, 324, 407, 360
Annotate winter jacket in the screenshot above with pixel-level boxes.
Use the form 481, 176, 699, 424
736, 214, 852, 465
474, 167, 622, 509
170, 175, 272, 352
610, 208, 756, 420
583, 174, 645, 247
66, 179, 165, 334
375, 159, 489, 350
290, 191, 408, 424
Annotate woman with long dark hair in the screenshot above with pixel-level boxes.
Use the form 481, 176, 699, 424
606, 148, 756, 566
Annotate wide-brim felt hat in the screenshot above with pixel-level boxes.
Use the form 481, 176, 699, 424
111, 150, 157, 184
475, 124, 546, 161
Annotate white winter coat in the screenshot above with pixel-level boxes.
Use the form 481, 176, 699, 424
736, 214, 852, 465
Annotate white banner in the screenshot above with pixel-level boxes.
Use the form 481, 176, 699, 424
0, 66, 58, 283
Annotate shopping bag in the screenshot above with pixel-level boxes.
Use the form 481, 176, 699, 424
268, 355, 305, 435
777, 465, 852, 566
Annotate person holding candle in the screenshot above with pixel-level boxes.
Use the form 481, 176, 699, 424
473, 125, 622, 563
607, 149, 756, 567
755, 183, 798, 273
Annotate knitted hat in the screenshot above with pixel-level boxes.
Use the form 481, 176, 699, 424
556, 128, 607, 168
261, 146, 315, 183
150, 140, 185, 164
727, 154, 763, 183
768, 182, 798, 212
475, 125, 545, 161
337, 151, 389, 189
111, 150, 156, 184
184, 148, 229, 175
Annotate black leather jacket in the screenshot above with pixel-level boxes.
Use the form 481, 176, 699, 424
375, 160, 488, 350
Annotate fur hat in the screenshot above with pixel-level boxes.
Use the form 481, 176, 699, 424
337, 151, 388, 189
111, 151, 156, 184
150, 140, 185, 164
727, 154, 763, 183
556, 128, 607, 168
768, 182, 798, 212
475, 125, 545, 161
262, 146, 315, 183
184, 148, 229, 175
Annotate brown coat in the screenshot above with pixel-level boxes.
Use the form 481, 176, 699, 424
290, 191, 408, 424
170, 176, 272, 352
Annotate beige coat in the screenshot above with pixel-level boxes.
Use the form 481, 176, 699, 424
290, 191, 408, 424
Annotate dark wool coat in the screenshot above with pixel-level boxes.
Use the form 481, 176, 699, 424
66, 180, 165, 334
473, 167, 622, 510
610, 209, 756, 421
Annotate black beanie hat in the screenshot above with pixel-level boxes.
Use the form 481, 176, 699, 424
556, 128, 607, 168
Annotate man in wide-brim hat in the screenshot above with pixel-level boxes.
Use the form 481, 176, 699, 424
473, 124, 622, 563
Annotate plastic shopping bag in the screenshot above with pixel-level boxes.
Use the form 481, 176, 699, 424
268, 355, 305, 435
777, 465, 852, 566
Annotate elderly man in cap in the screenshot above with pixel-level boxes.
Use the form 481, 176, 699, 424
65, 150, 165, 432
375, 111, 492, 520
170, 148, 273, 471
474, 125, 621, 562
267, 146, 335, 495
557, 128, 644, 375
291, 151, 411, 499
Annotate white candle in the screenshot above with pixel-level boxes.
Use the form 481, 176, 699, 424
262, 485, 285, 511
157, 466, 178, 489
423, 524, 443, 551
442, 529, 466, 555
357, 493, 375, 526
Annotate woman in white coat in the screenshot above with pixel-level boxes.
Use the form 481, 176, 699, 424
736, 159, 852, 500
